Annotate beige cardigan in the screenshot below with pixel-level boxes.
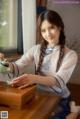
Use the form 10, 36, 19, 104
15, 44, 78, 98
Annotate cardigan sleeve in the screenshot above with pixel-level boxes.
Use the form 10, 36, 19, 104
14, 45, 37, 74
54, 50, 78, 89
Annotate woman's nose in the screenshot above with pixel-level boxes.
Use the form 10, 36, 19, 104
46, 30, 51, 36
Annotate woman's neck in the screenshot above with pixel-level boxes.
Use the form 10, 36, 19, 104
47, 43, 57, 48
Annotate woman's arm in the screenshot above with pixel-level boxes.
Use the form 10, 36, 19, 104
8, 45, 37, 76
10, 73, 58, 89
10, 50, 78, 89
50, 50, 78, 91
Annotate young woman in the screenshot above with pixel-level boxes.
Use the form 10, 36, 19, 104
1, 10, 78, 118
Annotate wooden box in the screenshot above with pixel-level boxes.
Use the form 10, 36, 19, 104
0, 82, 36, 109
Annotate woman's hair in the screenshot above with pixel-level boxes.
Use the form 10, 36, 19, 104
36, 10, 66, 74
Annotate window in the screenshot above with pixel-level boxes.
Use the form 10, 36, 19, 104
0, 0, 18, 53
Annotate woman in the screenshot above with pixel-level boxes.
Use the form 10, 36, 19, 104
2, 10, 78, 118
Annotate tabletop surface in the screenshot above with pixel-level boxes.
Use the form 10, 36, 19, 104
0, 91, 60, 119
0, 82, 60, 119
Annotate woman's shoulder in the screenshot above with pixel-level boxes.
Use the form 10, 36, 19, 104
64, 46, 77, 54
31, 44, 41, 49
64, 46, 78, 60
28, 44, 41, 55
28, 44, 40, 51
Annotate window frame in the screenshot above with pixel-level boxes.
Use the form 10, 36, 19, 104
0, 0, 23, 56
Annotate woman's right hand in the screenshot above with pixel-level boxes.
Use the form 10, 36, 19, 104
10, 74, 35, 89
0, 53, 4, 60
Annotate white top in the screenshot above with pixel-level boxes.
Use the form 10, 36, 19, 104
0, 44, 77, 98
14, 44, 78, 98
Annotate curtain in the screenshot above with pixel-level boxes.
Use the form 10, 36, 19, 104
22, 0, 36, 53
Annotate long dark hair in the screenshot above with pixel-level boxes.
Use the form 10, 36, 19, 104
36, 10, 65, 74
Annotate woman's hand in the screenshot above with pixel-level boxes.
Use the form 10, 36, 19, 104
10, 74, 35, 89
0, 53, 4, 60
10, 73, 57, 89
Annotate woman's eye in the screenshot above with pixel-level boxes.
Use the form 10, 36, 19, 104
50, 26, 55, 29
41, 29, 46, 33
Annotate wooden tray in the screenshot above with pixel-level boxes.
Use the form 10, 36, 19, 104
0, 82, 36, 109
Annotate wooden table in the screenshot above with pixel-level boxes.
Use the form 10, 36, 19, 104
0, 82, 36, 109
0, 90, 60, 119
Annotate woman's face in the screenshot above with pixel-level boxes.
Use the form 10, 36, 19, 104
41, 20, 61, 46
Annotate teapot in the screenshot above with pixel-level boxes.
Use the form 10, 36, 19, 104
0, 61, 10, 74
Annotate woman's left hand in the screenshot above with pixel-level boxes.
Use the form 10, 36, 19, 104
10, 74, 35, 89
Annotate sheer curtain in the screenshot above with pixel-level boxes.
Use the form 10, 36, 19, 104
20, 0, 36, 73
22, 0, 36, 53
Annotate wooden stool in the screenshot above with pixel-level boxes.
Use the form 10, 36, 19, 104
0, 82, 36, 109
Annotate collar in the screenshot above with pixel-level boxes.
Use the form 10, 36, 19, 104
46, 45, 60, 55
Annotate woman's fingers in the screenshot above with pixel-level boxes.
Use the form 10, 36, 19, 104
10, 74, 29, 87
11, 74, 27, 84
18, 84, 30, 89
11, 78, 22, 84
11, 80, 24, 87
10, 74, 34, 89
